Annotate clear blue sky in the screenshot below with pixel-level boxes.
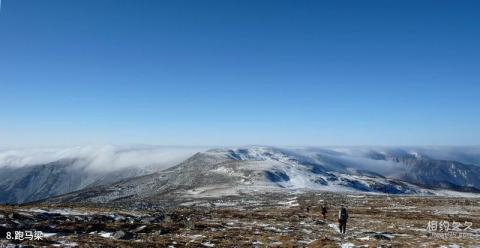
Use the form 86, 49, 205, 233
0, 0, 479, 147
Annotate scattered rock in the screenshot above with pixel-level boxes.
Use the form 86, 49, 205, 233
113, 230, 134, 240
373, 233, 392, 240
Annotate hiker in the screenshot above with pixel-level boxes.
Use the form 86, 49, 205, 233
321, 206, 327, 220
338, 207, 348, 234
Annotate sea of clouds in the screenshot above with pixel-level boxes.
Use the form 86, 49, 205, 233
0, 145, 209, 171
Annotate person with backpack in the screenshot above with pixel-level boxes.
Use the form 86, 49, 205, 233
338, 206, 348, 234
321, 206, 328, 220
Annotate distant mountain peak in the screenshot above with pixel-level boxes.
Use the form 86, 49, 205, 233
3, 146, 480, 204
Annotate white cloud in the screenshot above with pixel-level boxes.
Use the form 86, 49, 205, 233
0, 145, 208, 172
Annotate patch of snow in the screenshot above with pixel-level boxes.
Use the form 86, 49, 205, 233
432, 190, 480, 198
328, 223, 341, 233
438, 245, 461, 248
187, 234, 204, 241
28, 208, 91, 216
270, 241, 283, 246
52, 241, 78, 247
202, 242, 215, 247
98, 232, 113, 238
43, 233, 57, 238
341, 243, 355, 248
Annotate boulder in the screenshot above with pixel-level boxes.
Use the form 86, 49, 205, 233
113, 230, 134, 240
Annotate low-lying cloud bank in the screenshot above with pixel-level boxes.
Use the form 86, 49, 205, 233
290, 146, 480, 174
0, 145, 479, 174
0, 145, 209, 172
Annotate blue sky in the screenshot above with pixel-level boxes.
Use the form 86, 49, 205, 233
0, 0, 479, 147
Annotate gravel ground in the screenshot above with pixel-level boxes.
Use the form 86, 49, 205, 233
1, 192, 480, 247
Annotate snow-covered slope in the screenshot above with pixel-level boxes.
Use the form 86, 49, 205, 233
212, 146, 480, 193
6, 146, 480, 204
206, 147, 430, 194
0, 145, 205, 204
46, 146, 480, 205
364, 149, 480, 192
0, 159, 154, 204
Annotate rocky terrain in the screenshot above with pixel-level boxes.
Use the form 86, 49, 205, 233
1, 192, 480, 247
2, 146, 480, 247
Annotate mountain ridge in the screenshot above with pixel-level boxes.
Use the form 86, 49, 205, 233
37, 146, 480, 206
3, 146, 480, 205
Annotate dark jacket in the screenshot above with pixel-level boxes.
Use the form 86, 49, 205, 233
321, 207, 327, 214
338, 207, 348, 221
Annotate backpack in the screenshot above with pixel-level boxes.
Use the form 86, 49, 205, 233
340, 208, 348, 220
